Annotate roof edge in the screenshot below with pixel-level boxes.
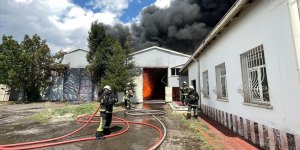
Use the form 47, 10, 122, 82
65, 49, 89, 54
130, 46, 191, 57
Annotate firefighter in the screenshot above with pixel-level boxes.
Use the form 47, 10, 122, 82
124, 90, 133, 109
186, 86, 199, 119
95, 85, 118, 140
180, 81, 189, 105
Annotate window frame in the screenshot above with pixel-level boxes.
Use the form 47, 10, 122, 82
215, 63, 228, 100
202, 70, 210, 98
240, 45, 270, 106
171, 68, 180, 76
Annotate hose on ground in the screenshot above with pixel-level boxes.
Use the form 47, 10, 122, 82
125, 109, 165, 116
125, 109, 167, 150
0, 106, 166, 150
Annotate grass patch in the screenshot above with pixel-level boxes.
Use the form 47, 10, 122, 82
53, 103, 97, 117
170, 112, 214, 150
27, 109, 53, 123
27, 102, 99, 123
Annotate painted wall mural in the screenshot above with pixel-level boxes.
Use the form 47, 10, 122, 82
44, 68, 95, 101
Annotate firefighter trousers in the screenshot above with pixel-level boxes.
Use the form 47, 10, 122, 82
97, 111, 112, 132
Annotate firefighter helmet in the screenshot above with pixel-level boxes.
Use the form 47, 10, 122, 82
189, 86, 194, 90
103, 85, 111, 90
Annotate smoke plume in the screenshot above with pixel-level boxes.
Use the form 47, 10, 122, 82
107, 0, 236, 54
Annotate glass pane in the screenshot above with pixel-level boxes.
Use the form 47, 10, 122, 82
261, 67, 269, 102
175, 68, 180, 75
220, 68, 226, 76
250, 70, 260, 100
171, 68, 175, 75
221, 76, 227, 98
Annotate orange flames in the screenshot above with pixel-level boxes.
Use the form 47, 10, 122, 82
143, 72, 152, 99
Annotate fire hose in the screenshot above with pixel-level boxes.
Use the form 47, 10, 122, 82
125, 109, 167, 150
0, 106, 166, 150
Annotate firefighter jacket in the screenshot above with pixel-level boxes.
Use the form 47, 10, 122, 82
98, 91, 118, 112
180, 85, 189, 96
187, 91, 199, 106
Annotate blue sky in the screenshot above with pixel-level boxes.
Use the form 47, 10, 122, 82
0, 0, 171, 53
119, 0, 155, 22
72, 0, 156, 23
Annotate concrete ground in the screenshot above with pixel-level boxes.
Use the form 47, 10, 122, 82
0, 102, 260, 150
0, 102, 204, 150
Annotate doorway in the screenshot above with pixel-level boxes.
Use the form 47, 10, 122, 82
143, 68, 168, 101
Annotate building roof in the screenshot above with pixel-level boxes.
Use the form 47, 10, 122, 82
180, 0, 253, 72
65, 49, 89, 54
131, 46, 191, 58
170, 64, 185, 68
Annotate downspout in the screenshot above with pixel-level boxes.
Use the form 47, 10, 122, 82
192, 57, 202, 112
288, 0, 300, 82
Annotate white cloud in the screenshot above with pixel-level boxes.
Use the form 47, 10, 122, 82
87, 0, 130, 15
154, 0, 172, 9
0, 0, 126, 53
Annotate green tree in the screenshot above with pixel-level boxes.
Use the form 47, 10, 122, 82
86, 21, 136, 93
99, 36, 135, 92
0, 34, 68, 102
86, 21, 111, 83
123, 35, 136, 90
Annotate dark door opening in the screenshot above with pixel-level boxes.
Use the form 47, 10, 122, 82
191, 80, 196, 91
172, 87, 180, 101
143, 68, 168, 101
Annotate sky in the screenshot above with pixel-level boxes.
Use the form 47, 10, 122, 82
0, 0, 172, 53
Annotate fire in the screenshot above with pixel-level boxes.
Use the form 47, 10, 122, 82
143, 72, 152, 99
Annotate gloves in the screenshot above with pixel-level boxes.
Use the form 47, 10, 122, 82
113, 98, 118, 104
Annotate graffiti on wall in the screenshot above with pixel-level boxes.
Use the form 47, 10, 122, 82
44, 68, 95, 101
63, 68, 80, 101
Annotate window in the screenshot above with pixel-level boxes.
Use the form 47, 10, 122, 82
215, 63, 227, 99
240, 45, 270, 105
202, 71, 209, 98
171, 68, 180, 76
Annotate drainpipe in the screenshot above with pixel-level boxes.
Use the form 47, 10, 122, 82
192, 57, 202, 112
288, 0, 300, 82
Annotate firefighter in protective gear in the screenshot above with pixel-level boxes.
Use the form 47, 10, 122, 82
124, 90, 133, 109
180, 81, 189, 105
186, 86, 199, 119
95, 85, 118, 140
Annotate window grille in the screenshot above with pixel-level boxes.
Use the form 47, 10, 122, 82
202, 70, 209, 98
239, 45, 270, 105
215, 63, 227, 99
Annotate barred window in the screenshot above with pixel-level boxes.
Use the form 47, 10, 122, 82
215, 63, 227, 99
202, 70, 209, 98
240, 45, 270, 105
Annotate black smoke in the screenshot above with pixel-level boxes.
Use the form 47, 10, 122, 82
104, 23, 130, 48
106, 0, 236, 54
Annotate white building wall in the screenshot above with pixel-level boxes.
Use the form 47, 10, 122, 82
133, 49, 189, 70
132, 47, 190, 102
188, 61, 199, 93
133, 72, 143, 103
0, 84, 10, 101
193, 0, 300, 136
61, 50, 89, 68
